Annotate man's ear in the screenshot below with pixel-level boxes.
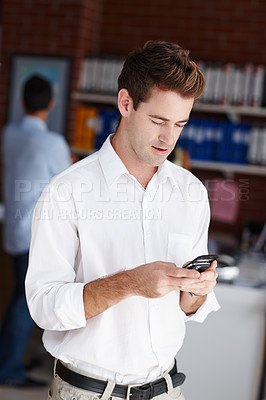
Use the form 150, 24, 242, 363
117, 89, 133, 117
48, 99, 55, 110
21, 98, 25, 110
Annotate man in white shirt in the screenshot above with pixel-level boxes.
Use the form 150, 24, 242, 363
26, 41, 220, 400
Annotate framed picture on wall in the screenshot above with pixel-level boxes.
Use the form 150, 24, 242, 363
7, 54, 71, 135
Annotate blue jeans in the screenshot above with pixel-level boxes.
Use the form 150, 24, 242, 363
0, 252, 35, 383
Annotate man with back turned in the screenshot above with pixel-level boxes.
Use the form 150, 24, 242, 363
0, 75, 71, 387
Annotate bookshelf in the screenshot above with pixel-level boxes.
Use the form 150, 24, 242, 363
71, 91, 266, 176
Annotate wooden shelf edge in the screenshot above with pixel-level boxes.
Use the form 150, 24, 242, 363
71, 147, 95, 156
191, 160, 266, 175
194, 102, 266, 118
72, 92, 266, 117
72, 92, 117, 106
70, 147, 266, 176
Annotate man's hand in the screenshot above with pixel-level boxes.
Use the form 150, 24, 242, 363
83, 260, 218, 319
180, 260, 218, 296
179, 260, 218, 315
129, 261, 200, 298
83, 261, 200, 319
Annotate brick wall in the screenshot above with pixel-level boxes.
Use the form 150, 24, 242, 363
99, 0, 266, 64
0, 0, 103, 144
0, 0, 104, 311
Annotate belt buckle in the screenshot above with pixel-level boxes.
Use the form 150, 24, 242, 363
126, 383, 141, 400
126, 384, 132, 400
142, 383, 154, 399
129, 383, 154, 400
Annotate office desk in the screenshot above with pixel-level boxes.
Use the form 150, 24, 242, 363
177, 254, 266, 400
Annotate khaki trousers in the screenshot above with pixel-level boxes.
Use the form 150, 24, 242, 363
47, 361, 185, 400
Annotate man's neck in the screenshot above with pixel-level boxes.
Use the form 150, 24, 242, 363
111, 132, 157, 189
25, 109, 48, 122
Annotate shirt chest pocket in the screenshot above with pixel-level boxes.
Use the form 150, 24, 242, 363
167, 233, 193, 268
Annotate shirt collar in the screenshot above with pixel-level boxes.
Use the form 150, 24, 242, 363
156, 160, 179, 189
21, 115, 47, 132
98, 134, 128, 187
98, 134, 178, 189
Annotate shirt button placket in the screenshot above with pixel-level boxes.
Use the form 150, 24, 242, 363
142, 192, 153, 263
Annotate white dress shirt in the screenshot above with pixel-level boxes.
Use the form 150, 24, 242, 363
26, 134, 220, 384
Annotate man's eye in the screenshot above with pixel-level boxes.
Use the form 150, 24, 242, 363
152, 120, 163, 126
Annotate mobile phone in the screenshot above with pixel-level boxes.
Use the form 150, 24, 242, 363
184, 254, 219, 273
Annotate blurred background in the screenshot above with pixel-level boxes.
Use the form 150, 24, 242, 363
0, 1, 265, 400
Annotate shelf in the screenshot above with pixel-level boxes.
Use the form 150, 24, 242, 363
72, 92, 117, 106
71, 146, 95, 156
72, 91, 266, 119
193, 103, 266, 120
191, 160, 266, 176
71, 145, 266, 176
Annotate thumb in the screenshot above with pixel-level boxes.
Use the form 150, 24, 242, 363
209, 260, 218, 270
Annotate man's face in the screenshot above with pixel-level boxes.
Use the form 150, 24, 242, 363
123, 87, 194, 168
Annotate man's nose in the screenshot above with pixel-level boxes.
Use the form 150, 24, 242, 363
158, 126, 175, 146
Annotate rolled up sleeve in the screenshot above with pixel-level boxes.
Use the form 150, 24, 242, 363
25, 179, 87, 331
184, 291, 220, 323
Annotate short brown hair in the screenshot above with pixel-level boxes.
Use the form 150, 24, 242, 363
118, 40, 205, 109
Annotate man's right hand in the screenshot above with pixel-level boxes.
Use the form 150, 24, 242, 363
128, 261, 200, 298
83, 261, 200, 319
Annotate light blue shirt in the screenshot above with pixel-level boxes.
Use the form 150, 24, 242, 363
2, 115, 71, 254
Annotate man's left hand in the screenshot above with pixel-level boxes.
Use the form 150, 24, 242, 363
181, 260, 218, 296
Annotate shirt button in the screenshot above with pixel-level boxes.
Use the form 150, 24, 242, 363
146, 230, 152, 236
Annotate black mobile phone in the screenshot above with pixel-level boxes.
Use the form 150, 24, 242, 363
184, 254, 219, 273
